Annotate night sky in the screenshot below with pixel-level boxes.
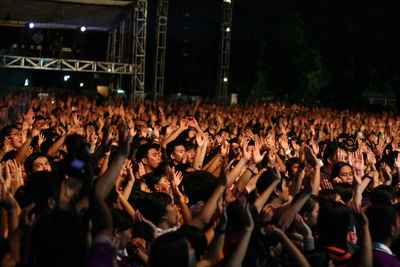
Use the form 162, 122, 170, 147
1, 0, 400, 110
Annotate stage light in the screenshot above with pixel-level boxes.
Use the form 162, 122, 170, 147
224, 0, 231, 3
24, 79, 30, 86
28, 22, 35, 29
225, 27, 231, 32
223, 77, 228, 82
117, 89, 125, 94
80, 26, 86, 32
64, 75, 71, 82
79, 82, 84, 87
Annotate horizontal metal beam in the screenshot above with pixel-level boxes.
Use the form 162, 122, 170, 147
0, 20, 109, 31
41, 0, 136, 6
0, 55, 134, 74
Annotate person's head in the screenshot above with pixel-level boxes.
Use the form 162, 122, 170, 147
285, 157, 301, 178
167, 140, 186, 165
182, 171, 219, 206
298, 195, 319, 226
136, 192, 178, 228
256, 169, 289, 203
369, 185, 396, 205
177, 225, 207, 261
112, 209, 133, 249
330, 162, 354, 184
183, 141, 195, 164
143, 172, 171, 193
136, 143, 161, 172
24, 152, 52, 175
366, 204, 400, 245
317, 200, 351, 249
333, 183, 354, 204
148, 231, 196, 267
322, 142, 346, 166
0, 125, 22, 149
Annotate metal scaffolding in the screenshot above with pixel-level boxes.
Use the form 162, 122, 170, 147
0, 55, 134, 74
132, 0, 148, 102
217, 0, 233, 105
153, 0, 169, 101
107, 19, 128, 91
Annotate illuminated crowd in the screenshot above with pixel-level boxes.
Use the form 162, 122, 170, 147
1, 92, 400, 267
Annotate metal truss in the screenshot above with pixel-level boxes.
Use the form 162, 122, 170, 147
153, 0, 169, 101
0, 55, 134, 74
217, 0, 233, 105
132, 0, 148, 102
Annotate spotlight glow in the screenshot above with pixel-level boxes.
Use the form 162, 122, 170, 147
80, 26, 86, 32
28, 22, 35, 29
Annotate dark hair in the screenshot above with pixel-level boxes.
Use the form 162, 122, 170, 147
148, 231, 191, 267
182, 171, 218, 206
285, 157, 301, 178
136, 143, 159, 163
317, 200, 351, 249
111, 209, 133, 232
143, 172, 163, 192
23, 171, 63, 211
366, 204, 398, 243
135, 192, 172, 226
178, 225, 207, 260
256, 169, 283, 201
333, 183, 354, 204
0, 124, 18, 145
369, 185, 396, 205
298, 194, 319, 216
322, 142, 343, 166
24, 152, 51, 175
330, 162, 352, 182
166, 140, 185, 159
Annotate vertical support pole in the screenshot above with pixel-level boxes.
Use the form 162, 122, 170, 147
153, 0, 169, 101
132, 0, 148, 102
217, 0, 233, 105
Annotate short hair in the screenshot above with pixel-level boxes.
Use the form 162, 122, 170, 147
136, 192, 172, 226
366, 204, 398, 243
111, 209, 133, 232
333, 183, 354, 204
285, 157, 301, 177
177, 225, 207, 260
166, 140, 185, 159
148, 231, 190, 267
143, 172, 163, 192
322, 142, 341, 166
24, 152, 51, 175
256, 169, 283, 201
136, 143, 160, 163
369, 185, 396, 205
317, 200, 351, 248
182, 171, 218, 206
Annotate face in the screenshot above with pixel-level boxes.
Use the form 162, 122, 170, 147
58, 179, 82, 210
144, 148, 161, 170
32, 157, 52, 173
186, 149, 195, 163
304, 202, 319, 227
118, 228, 133, 249
7, 128, 22, 148
155, 176, 171, 193
338, 165, 354, 184
171, 145, 186, 164
289, 163, 300, 177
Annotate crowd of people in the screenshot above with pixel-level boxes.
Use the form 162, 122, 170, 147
1, 92, 400, 267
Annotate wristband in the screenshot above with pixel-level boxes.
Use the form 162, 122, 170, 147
285, 149, 291, 155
